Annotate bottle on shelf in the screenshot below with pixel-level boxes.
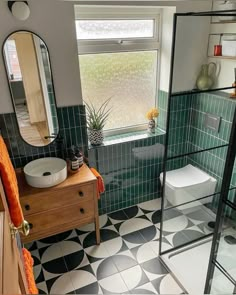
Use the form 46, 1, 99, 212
75, 146, 84, 167
214, 34, 222, 57
68, 145, 80, 173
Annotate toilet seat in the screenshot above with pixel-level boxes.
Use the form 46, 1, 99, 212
161, 164, 211, 189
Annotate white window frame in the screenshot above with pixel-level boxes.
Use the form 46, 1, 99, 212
76, 6, 161, 136
76, 6, 161, 54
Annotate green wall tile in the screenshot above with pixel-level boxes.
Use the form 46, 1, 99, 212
1, 105, 88, 168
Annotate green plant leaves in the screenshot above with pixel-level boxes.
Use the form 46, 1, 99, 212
84, 97, 112, 130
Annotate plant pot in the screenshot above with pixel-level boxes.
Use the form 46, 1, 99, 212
88, 129, 104, 145
148, 119, 156, 133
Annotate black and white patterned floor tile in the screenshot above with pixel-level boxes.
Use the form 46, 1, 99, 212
25, 199, 214, 294
150, 202, 216, 249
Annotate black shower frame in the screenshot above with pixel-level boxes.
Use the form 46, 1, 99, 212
158, 10, 236, 293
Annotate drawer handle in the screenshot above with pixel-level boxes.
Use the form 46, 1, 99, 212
80, 208, 85, 214
29, 223, 33, 229
25, 204, 30, 211
10, 220, 30, 238
78, 191, 84, 197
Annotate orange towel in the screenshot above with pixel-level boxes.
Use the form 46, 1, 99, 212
0, 136, 24, 227
90, 167, 105, 199
22, 248, 38, 294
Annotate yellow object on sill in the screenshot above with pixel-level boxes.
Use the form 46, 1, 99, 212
146, 107, 159, 120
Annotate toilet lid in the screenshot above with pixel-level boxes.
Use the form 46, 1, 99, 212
165, 164, 211, 188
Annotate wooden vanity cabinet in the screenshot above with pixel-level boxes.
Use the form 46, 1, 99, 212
16, 164, 100, 244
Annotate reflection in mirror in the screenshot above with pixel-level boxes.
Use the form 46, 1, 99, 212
3, 31, 59, 147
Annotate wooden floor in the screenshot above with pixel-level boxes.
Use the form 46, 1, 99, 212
20, 122, 50, 146
15, 104, 50, 146
20, 125, 41, 146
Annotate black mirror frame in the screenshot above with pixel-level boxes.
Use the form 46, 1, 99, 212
2, 29, 60, 148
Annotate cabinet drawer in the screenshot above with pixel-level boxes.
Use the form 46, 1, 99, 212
26, 200, 94, 236
21, 183, 94, 216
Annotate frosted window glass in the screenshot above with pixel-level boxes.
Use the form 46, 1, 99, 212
79, 51, 157, 131
76, 20, 154, 40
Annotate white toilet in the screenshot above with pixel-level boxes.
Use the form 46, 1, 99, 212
160, 164, 217, 209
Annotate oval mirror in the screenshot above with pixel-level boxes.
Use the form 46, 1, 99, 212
3, 31, 59, 147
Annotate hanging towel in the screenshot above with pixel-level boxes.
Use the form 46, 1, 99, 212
0, 136, 24, 227
90, 167, 105, 199
22, 248, 38, 294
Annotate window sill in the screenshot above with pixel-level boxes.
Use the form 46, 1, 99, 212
88, 127, 165, 149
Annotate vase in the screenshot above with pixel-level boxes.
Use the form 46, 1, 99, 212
88, 129, 104, 145
196, 63, 216, 90
148, 119, 156, 133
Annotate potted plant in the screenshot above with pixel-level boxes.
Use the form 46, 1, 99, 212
84, 98, 111, 146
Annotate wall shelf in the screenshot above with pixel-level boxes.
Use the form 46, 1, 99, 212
208, 55, 236, 60
211, 21, 236, 24
210, 0, 236, 24
207, 33, 236, 59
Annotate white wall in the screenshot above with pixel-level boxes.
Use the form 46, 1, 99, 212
0, 0, 212, 114
159, 7, 176, 91
159, 1, 212, 92
172, 14, 211, 92
74, 0, 212, 93
0, 0, 83, 114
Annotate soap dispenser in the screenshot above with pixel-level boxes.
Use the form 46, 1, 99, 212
68, 146, 80, 173
75, 146, 84, 167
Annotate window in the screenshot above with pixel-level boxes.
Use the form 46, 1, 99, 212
76, 7, 160, 135
4, 40, 22, 80
79, 51, 157, 131
76, 20, 155, 40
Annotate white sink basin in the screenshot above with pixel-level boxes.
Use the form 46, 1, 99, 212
24, 157, 67, 188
